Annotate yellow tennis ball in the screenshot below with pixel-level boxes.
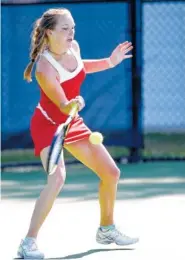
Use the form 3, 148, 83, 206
89, 132, 103, 145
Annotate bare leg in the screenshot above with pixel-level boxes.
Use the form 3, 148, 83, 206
65, 139, 120, 226
26, 147, 66, 238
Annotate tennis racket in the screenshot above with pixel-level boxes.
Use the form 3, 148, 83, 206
46, 103, 78, 175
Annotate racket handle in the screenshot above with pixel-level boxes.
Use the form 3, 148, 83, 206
64, 103, 78, 126
69, 103, 78, 117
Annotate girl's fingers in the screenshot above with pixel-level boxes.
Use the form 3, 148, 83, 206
121, 41, 132, 48
122, 46, 133, 54
120, 41, 129, 47
124, 54, 133, 59
74, 96, 85, 111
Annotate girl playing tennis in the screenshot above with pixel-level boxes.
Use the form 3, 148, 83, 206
17, 8, 138, 259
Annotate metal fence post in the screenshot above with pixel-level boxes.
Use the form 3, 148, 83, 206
129, 0, 143, 162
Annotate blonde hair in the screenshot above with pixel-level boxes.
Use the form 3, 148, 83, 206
24, 8, 70, 82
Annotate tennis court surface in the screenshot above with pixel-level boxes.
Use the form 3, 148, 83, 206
1, 161, 185, 260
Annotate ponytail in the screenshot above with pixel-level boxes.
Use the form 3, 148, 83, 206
24, 18, 45, 83
24, 59, 36, 82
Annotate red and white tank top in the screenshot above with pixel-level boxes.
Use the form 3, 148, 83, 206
36, 48, 86, 125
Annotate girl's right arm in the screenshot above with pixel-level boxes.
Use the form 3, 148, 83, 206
35, 56, 83, 115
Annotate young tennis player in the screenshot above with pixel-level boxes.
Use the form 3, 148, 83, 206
17, 8, 138, 259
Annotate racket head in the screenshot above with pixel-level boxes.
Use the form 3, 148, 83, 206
46, 124, 67, 175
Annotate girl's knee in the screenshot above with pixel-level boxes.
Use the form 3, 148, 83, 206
48, 167, 66, 191
111, 166, 120, 183
100, 165, 120, 184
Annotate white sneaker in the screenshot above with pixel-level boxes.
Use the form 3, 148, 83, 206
96, 226, 139, 246
17, 237, 44, 259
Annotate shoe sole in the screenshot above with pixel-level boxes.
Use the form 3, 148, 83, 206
96, 238, 139, 246
17, 251, 44, 259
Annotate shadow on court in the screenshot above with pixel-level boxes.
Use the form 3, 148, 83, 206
14, 248, 134, 260
2, 162, 185, 201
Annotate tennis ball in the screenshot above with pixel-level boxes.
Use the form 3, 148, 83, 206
89, 132, 103, 145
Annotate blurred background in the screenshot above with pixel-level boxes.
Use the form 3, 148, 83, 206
1, 0, 185, 169
1, 3, 185, 259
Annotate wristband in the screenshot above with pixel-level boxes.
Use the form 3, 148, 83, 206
107, 58, 114, 68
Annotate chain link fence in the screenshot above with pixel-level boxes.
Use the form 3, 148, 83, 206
143, 1, 185, 159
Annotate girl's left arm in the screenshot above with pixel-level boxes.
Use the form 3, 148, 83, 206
72, 40, 133, 74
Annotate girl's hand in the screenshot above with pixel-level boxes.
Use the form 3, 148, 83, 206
72, 96, 85, 111
60, 96, 85, 115
75, 96, 85, 111
109, 41, 133, 67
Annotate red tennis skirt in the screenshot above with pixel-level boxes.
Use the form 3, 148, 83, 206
30, 108, 91, 156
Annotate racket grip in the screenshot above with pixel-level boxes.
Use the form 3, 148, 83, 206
64, 103, 78, 126
69, 103, 78, 117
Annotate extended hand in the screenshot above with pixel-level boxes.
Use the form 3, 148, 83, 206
109, 41, 133, 67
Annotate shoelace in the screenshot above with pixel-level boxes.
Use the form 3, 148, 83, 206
111, 228, 130, 240
23, 239, 38, 252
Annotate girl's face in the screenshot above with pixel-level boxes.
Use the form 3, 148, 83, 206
48, 13, 75, 50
